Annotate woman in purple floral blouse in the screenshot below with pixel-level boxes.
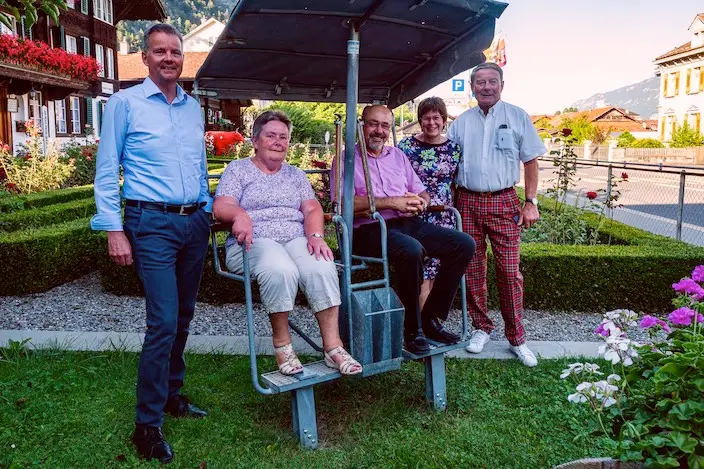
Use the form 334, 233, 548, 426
398, 97, 462, 310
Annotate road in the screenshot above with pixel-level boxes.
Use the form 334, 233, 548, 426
517, 160, 704, 246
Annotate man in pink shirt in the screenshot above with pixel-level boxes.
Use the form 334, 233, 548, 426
332, 105, 476, 354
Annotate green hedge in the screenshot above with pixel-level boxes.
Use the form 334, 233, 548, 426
0, 218, 104, 295
0, 185, 94, 213
96, 214, 704, 312
0, 198, 96, 232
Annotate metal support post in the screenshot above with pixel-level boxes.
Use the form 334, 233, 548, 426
676, 171, 686, 241
424, 354, 447, 411
291, 387, 318, 449
605, 164, 613, 218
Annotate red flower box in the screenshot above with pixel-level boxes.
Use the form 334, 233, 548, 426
0, 35, 100, 82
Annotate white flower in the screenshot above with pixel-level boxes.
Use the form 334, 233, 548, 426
11, 444, 15, 449
568, 392, 588, 403
560, 363, 584, 379
606, 374, 621, 384
583, 363, 603, 375
602, 396, 617, 408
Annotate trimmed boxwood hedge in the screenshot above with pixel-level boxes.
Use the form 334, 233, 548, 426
0, 198, 96, 232
97, 212, 704, 312
0, 218, 104, 295
0, 185, 94, 213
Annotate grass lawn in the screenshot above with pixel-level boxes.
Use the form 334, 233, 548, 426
0, 349, 607, 468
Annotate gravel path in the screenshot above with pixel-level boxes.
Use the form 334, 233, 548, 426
0, 273, 653, 342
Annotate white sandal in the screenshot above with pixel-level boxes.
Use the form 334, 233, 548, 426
324, 346, 363, 375
274, 343, 303, 375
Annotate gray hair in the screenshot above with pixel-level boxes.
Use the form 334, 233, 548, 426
143, 23, 183, 52
470, 62, 504, 84
252, 110, 292, 140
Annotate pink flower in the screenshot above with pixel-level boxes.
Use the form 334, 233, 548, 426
85, 156, 92, 161
657, 319, 671, 333
668, 307, 697, 326
594, 323, 609, 337
672, 278, 704, 300
639, 315, 658, 329
586, 191, 598, 200
692, 265, 704, 283
697, 314, 704, 324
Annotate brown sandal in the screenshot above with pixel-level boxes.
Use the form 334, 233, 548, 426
324, 346, 363, 375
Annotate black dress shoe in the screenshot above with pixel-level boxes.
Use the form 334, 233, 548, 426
164, 394, 208, 419
132, 425, 173, 464
424, 318, 460, 345
404, 333, 430, 355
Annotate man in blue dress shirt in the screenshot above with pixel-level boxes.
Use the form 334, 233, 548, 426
91, 23, 211, 463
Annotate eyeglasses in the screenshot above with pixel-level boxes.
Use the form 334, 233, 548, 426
364, 120, 391, 131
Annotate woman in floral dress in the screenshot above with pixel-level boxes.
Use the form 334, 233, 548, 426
398, 97, 462, 310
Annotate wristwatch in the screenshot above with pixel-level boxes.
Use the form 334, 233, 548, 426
308, 233, 324, 239
526, 197, 539, 206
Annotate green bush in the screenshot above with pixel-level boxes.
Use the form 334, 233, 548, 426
60, 141, 98, 187
629, 138, 665, 148
0, 198, 96, 232
0, 218, 103, 295
0, 185, 94, 213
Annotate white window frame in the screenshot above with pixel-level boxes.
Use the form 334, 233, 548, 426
55, 100, 67, 134
95, 44, 105, 77
70, 97, 81, 134
691, 68, 701, 94
66, 35, 78, 54
106, 47, 115, 79
93, 0, 113, 24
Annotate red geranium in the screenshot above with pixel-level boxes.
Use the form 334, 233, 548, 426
621, 172, 628, 179
586, 191, 598, 200
0, 35, 100, 82
311, 160, 328, 169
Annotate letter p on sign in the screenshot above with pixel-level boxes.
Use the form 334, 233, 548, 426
452, 79, 464, 92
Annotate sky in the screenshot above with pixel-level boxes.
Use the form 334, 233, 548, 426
419, 0, 702, 115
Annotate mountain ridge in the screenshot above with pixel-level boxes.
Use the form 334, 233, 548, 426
570, 76, 660, 119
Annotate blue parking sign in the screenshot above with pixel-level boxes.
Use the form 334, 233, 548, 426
451, 79, 464, 92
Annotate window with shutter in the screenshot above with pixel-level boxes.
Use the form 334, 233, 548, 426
674, 71, 680, 95
660, 118, 665, 140
663, 74, 668, 97
20, 16, 32, 40
696, 113, 701, 133
686, 69, 692, 94
85, 97, 93, 130
97, 101, 105, 135
82, 37, 90, 56
59, 26, 66, 49
81, 0, 89, 14
701, 67, 704, 92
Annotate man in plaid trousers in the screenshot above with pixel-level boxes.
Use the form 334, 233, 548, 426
448, 63, 546, 367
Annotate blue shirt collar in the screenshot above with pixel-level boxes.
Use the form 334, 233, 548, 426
142, 76, 187, 104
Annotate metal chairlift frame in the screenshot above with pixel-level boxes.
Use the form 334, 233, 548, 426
199, 0, 507, 449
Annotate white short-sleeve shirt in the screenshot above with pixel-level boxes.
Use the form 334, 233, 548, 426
448, 100, 547, 192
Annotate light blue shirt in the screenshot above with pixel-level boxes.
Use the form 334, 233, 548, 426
91, 77, 211, 231
448, 100, 547, 192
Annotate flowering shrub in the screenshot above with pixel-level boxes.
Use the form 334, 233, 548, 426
561, 266, 704, 468
60, 140, 97, 187
0, 121, 74, 194
0, 35, 100, 82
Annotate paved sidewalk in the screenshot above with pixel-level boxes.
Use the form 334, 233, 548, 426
0, 329, 601, 360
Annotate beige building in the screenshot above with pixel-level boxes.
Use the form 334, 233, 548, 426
654, 13, 704, 141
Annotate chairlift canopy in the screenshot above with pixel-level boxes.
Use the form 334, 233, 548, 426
196, 0, 508, 106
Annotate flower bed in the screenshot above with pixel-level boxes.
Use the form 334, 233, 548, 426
0, 35, 100, 82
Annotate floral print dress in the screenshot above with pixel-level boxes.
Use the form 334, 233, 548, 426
398, 136, 462, 280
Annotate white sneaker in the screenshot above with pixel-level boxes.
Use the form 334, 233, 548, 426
465, 330, 491, 354
511, 344, 538, 367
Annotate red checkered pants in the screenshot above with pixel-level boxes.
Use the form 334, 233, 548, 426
456, 187, 526, 346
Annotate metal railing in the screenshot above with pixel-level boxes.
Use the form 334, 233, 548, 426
521, 157, 704, 246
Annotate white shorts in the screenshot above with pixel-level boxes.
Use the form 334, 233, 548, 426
225, 236, 341, 313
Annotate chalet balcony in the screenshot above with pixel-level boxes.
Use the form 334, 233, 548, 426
0, 34, 100, 100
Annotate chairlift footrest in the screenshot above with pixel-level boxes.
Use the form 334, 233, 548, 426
360, 357, 403, 377
260, 360, 341, 393
402, 339, 470, 360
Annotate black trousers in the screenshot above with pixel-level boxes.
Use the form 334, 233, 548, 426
353, 217, 476, 336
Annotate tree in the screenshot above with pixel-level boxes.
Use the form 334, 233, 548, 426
562, 107, 578, 113
616, 132, 636, 148
630, 138, 664, 148
559, 115, 598, 144
670, 122, 704, 148
1, 0, 67, 28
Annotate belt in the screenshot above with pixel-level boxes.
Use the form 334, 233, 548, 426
457, 187, 514, 197
126, 199, 205, 215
